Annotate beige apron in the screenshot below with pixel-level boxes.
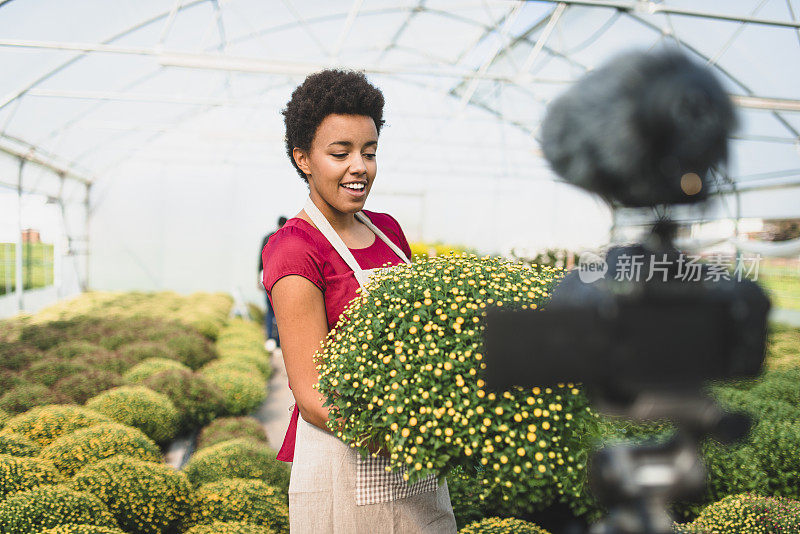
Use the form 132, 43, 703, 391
287, 197, 457, 534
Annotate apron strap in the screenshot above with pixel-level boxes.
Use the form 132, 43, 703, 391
303, 197, 410, 291
355, 211, 412, 265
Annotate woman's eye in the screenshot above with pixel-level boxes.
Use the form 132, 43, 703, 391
363, 153, 377, 160
332, 153, 347, 158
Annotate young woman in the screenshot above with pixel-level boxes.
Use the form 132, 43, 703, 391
262, 70, 457, 533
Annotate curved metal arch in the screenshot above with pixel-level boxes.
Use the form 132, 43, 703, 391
625, 11, 800, 139
0, 0, 208, 114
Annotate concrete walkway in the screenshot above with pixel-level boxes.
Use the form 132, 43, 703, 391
254, 348, 294, 456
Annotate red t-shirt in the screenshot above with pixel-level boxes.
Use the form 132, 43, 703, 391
261, 209, 412, 462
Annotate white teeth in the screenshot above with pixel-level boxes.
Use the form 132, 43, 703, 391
342, 183, 365, 190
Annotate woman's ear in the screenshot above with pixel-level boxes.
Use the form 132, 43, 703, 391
293, 147, 311, 177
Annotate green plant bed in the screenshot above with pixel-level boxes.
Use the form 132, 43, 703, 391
0, 342, 40, 371
141, 369, 226, 433
52, 370, 125, 405
202, 359, 262, 378
221, 354, 272, 380
446, 464, 491, 529
182, 438, 289, 493
0, 405, 112, 447
72, 456, 193, 534
123, 358, 192, 384
182, 522, 276, 534
73, 351, 139, 375
0, 384, 72, 415
0, 370, 26, 393
22, 357, 92, 388
675, 493, 800, 533
37, 526, 127, 534
39, 423, 161, 477
185, 478, 288, 531
85, 386, 180, 444
18, 319, 78, 350
0, 485, 118, 533
45, 342, 110, 362
200, 370, 266, 417
163, 334, 217, 369
117, 341, 180, 365
0, 409, 8, 429
749, 367, 800, 406
765, 322, 800, 369
0, 431, 40, 457
0, 453, 64, 501
196, 417, 268, 450
459, 517, 551, 534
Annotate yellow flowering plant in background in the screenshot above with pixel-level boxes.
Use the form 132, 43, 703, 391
314, 254, 598, 511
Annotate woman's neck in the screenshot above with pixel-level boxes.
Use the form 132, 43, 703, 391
307, 192, 359, 233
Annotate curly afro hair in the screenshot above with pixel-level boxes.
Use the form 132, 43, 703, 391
283, 69, 385, 181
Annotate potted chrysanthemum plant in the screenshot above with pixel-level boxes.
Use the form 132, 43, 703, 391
313, 254, 598, 512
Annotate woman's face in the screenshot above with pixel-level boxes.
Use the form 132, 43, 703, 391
294, 113, 378, 215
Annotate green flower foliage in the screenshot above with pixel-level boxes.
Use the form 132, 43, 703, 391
0, 384, 71, 415
202, 359, 262, 378
163, 334, 217, 370
0, 405, 112, 447
182, 522, 276, 534
445, 464, 487, 529
18, 319, 77, 350
200, 369, 266, 417
52, 370, 124, 405
0, 410, 9, 430
0, 371, 25, 394
221, 353, 272, 380
459, 517, 552, 534
315, 254, 595, 512
749, 367, 800, 406
45, 341, 110, 361
141, 369, 226, 433
182, 438, 289, 494
85, 386, 179, 444
675, 493, 800, 533
0, 431, 40, 457
72, 456, 193, 534
73, 351, 139, 375
37, 525, 126, 534
117, 342, 179, 366
31, 291, 231, 341
0, 454, 63, 501
123, 358, 192, 384
215, 319, 272, 380
0, 485, 118, 533
186, 478, 288, 531
39, 423, 161, 477
196, 417, 268, 450
0, 342, 39, 371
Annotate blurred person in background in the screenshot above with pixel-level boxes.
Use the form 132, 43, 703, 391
260, 215, 287, 350
262, 69, 456, 533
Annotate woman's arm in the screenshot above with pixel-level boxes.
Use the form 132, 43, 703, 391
271, 274, 334, 432
271, 274, 391, 458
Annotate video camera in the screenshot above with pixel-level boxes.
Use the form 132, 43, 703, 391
484, 49, 771, 534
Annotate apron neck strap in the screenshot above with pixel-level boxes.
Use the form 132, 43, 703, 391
303, 197, 411, 291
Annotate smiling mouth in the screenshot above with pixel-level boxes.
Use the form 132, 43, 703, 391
341, 182, 366, 195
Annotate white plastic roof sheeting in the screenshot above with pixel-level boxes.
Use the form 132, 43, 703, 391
0, 0, 798, 301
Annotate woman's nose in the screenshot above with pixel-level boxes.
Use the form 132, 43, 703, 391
350, 154, 367, 174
